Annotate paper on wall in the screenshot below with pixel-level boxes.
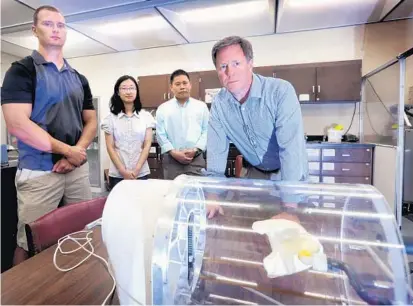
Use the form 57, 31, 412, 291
204, 88, 221, 104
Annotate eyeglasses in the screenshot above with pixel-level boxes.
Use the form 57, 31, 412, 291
119, 88, 137, 93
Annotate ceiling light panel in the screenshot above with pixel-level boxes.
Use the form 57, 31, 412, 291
1, 40, 32, 58
384, 0, 413, 21
158, 0, 276, 43
18, 0, 148, 16
378, 0, 404, 20
1, 28, 114, 58
1, 0, 35, 28
68, 8, 186, 51
277, 0, 385, 33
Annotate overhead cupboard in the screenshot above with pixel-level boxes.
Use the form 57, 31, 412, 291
137, 60, 362, 107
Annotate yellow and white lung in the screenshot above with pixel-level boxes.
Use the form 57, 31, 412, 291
252, 219, 328, 278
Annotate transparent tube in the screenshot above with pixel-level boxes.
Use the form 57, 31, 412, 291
151, 175, 411, 305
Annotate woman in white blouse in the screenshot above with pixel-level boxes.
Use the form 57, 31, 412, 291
101, 75, 155, 189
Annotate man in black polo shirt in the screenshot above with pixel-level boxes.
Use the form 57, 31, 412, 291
1, 5, 97, 264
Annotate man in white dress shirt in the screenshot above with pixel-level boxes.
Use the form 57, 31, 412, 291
156, 69, 209, 180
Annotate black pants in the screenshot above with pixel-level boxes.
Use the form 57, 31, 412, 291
108, 175, 149, 190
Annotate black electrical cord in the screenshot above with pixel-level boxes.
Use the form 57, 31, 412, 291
364, 79, 395, 136
328, 258, 392, 305
343, 102, 357, 136
365, 100, 382, 136
367, 79, 394, 117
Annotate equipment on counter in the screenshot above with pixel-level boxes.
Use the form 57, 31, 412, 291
101, 175, 412, 305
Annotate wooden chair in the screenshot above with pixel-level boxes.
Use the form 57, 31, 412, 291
25, 197, 107, 257
235, 155, 243, 178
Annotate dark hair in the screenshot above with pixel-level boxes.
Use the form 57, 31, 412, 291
110, 75, 142, 115
33, 5, 61, 25
170, 69, 190, 84
212, 36, 254, 67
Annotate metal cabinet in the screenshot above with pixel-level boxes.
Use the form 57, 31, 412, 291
148, 142, 163, 179
87, 97, 101, 188
307, 144, 374, 185
138, 72, 201, 107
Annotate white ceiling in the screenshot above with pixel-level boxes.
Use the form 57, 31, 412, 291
1, 0, 37, 28
158, 0, 275, 43
2, 28, 115, 58
277, 0, 395, 33
1, 40, 32, 58
0, 0, 411, 59
384, 0, 413, 21
19, 0, 149, 16
68, 8, 187, 51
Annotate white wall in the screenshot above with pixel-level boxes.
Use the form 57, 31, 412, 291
1, 52, 22, 145
68, 25, 365, 178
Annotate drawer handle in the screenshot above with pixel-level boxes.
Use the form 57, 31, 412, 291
342, 168, 350, 171
342, 154, 350, 157
365, 177, 369, 180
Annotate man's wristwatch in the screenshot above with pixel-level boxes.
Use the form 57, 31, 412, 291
193, 148, 202, 158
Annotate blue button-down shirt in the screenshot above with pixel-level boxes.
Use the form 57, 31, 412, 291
156, 98, 209, 154
207, 73, 308, 182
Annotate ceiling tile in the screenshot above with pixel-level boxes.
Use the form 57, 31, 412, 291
1, 40, 31, 58
277, 0, 386, 33
1, 0, 35, 28
68, 8, 186, 51
384, 0, 413, 21
158, 0, 276, 43
18, 0, 148, 15
1, 28, 115, 58
378, 0, 403, 20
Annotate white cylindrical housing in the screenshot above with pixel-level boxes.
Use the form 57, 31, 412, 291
102, 175, 412, 305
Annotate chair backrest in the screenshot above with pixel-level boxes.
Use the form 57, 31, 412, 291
235, 155, 243, 178
25, 197, 107, 256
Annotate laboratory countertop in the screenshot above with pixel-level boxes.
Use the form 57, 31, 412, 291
362, 135, 397, 148
305, 142, 375, 148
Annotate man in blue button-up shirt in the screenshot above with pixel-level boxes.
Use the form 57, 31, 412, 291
156, 69, 209, 179
206, 36, 308, 218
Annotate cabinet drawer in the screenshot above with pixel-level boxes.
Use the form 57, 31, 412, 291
308, 162, 321, 175
147, 158, 161, 169
321, 162, 371, 176
307, 148, 321, 162
322, 176, 372, 184
322, 148, 372, 162
308, 175, 320, 183
149, 167, 163, 179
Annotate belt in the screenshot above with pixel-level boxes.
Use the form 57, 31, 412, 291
242, 158, 279, 174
